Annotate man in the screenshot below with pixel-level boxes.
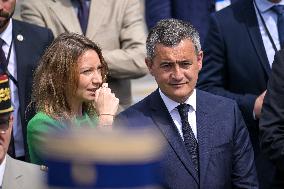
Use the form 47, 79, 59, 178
114, 19, 258, 189
0, 72, 45, 188
145, 0, 238, 45
197, 0, 283, 187
20, 0, 148, 109
260, 49, 284, 188
0, 0, 54, 160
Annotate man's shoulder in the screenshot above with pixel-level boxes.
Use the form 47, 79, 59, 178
7, 156, 40, 170
4, 156, 46, 188
13, 19, 51, 33
122, 91, 157, 113
197, 89, 237, 108
12, 19, 53, 51
116, 91, 159, 124
213, 0, 252, 20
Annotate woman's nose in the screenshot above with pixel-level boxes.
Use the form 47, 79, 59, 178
92, 71, 102, 84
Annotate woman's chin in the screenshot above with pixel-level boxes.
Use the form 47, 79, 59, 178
84, 96, 96, 102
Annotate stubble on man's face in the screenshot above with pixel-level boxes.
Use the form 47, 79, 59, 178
0, 1, 15, 32
268, 0, 282, 3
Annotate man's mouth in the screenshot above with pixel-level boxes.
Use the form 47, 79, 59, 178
170, 82, 187, 86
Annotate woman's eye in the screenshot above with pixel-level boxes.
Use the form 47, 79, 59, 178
81, 70, 92, 75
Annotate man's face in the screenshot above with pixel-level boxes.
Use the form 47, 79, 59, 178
146, 39, 203, 103
0, 0, 16, 32
0, 113, 12, 163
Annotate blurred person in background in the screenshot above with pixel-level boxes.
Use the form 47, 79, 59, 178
0, 0, 53, 161
197, 0, 284, 187
27, 33, 119, 165
20, 0, 148, 109
145, 0, 239, 45
0, 70, 45, 189
260, 49, 284, 188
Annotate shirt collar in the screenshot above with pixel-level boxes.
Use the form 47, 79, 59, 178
0, 155, 7, 186
159, 88, 196, 113
0, 19, 13, 46
255, 0, 284, 13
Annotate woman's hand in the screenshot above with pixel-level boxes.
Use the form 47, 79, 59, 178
94, 83, 119, 127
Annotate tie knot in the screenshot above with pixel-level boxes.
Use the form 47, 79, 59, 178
177, 103, 190, 119
272, 5, 284, 15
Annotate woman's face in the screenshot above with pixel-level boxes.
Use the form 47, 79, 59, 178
75, 49, 103, 103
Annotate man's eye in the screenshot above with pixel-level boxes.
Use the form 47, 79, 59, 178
180, 61, 192, 68
160, 63, 172, 69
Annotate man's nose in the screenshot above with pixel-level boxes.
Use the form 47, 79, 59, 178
172, 65, 183, 80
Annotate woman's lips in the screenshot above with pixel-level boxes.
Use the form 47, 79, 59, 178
87, 88, 98, 93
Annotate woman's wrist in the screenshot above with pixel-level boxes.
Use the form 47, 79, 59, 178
99, 113, 115, 116
98, 114, 114, 126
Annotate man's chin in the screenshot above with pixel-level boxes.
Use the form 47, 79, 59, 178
0, 19, 10, 31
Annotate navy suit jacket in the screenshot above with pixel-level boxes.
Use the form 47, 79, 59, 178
197, 0, 270, 150
260, 50, 284, 188
197, 0, 274, 187
11, 19, 54, 159
115, 89, 258, 189
145, 0, 238, 44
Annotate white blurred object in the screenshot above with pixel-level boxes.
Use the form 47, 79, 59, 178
215, 0, 231, 11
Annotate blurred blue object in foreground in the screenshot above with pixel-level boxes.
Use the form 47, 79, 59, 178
42, 128, 165, 189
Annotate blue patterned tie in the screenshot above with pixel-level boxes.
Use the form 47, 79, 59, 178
272, 5, 284, 49
177, 103, 199, 172
77, 0, 89, 35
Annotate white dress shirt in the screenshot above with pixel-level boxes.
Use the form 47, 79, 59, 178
215, 0, 232, 11
0, 156, 7, 187
0, 20, 25, 157
254, 0, 284, 67
159, 89, 197, 140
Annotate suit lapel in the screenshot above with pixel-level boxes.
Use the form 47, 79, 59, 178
244, 0, 271, 75
196, 90, 212, 186
149, 90, 199, 184
2, 156, 23, 189
49, 0, 82, 34
86, 0, 108, 38
12, 21, 27, 126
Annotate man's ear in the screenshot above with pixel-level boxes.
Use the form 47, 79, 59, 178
9, 115, 13, 129
197, 51, 203, 71
145, 58, 154, 75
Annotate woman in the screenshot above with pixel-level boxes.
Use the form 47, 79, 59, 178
28, 33, 119, 165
